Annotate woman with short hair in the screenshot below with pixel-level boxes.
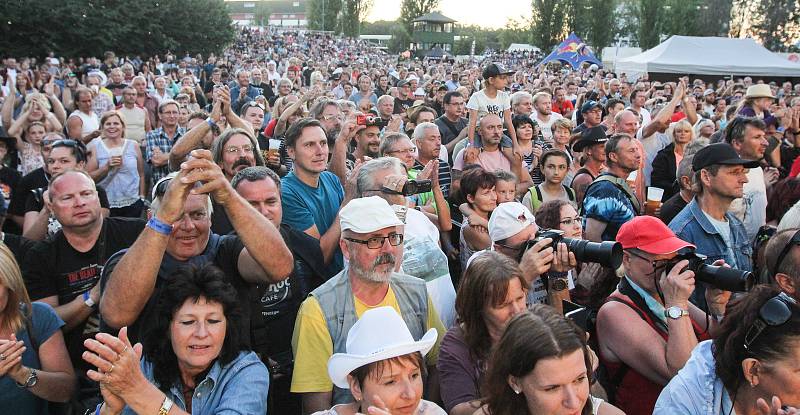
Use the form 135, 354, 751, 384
313, 306, 443, 415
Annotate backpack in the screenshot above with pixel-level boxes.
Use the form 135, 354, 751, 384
527, 184, 576, 213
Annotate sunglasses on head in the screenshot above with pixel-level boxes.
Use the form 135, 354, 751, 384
743, 292, 797, 351
773, 229, 800, 276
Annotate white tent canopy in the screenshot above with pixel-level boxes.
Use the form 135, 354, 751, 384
507, 43, 540, 53
615, 36, 800, 78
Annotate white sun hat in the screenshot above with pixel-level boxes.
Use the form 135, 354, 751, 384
327, 306, 438, 389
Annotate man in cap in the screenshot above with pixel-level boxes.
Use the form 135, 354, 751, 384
290, 196, 446, 414
583, 133, 642, 242
573, 100, 605, 135
596, 215, 731, 415
487, 201, 575, 311
669, 143, 755, 309
570, 126, 608, 209
702, 88, 717, 117
393, 79, 415, 117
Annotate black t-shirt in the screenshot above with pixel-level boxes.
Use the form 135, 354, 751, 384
393, 97, 415, 115
252, 82, 276, 101
100, 233, 250, 347
211, 199, 234, 235
9, 168, 47, 217
3, 233, 36, 264
659, 192, 689, 227
0, 167, 22, 234
22, 217, 145, 364
251, 224, 326, 360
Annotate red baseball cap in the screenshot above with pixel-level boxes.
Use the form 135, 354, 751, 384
616, 216, 694, 255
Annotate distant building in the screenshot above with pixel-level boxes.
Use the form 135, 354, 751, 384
411, 12, 456, 57
225, 0, 307, 27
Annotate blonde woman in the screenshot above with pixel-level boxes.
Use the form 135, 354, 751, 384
86, 111, 146, 217
0, 243, 75, 413
651, 119, 694, 200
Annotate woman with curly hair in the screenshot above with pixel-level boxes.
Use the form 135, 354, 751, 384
82, 264, 269, 414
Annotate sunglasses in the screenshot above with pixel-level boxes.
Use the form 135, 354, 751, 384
743, 292, 797, 350
773, 229, 800, 275
152, 176, 173, 200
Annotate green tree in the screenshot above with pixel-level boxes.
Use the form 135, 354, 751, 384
636, 0, 663, 49
583, 0, 617, 50
307, 0, 343, 31
0, 0, 235, 58
254, 2, 271, 27
530, 0, 569, 52
749, 0, 800, 51
499, 18, 533, 49
661, 0, 702, 38
695, 0, 734, 36
340, 0, 374, 37
399, 0, 441, 33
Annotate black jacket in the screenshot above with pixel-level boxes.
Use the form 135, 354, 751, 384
650, 143, 680, 201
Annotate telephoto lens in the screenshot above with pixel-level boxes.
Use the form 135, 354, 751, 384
531, 229, 623, 269
672, 249, 755, 292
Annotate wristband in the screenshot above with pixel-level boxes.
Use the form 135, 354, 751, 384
83, 291, 96, 309
147, 217, 174, 236
94, 403, 102, 415
205, 117, 216, 128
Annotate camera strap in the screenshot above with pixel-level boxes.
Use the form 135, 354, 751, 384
616, 277, 668, 334
585, 174, 641, 215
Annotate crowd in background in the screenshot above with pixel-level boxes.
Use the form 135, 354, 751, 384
1, 25, 800, 415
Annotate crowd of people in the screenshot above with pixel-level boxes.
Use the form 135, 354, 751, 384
1, 25, 800, 415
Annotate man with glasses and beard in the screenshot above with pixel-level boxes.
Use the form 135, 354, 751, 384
291, 196, 445, 414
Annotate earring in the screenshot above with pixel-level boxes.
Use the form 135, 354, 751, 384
512, 387, 521, 394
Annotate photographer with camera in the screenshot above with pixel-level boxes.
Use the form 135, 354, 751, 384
487, 202, 577, 310
669, 143, 755, 311
595, 216, 732, 415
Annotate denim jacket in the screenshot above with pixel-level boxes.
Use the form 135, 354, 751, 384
654, 341, 733, 415
669, 199, 752, 309
123, 351, 269, 415
668, 198, 753, 271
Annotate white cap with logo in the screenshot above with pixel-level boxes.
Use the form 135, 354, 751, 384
488, 202, 536, 242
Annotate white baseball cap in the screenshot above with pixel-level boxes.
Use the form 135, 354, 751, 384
340, 196, 403, 234
488, 202, 536, 242
327, 306, 438, 389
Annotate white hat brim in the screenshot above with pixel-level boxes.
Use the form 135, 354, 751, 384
327, 328, 438, 389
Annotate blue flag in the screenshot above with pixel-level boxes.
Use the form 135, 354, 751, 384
539, 33, 602, 69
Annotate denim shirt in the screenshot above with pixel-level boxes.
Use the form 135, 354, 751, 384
123, 351, 269, 415
654, 341, 734, 415
669, 199, 752, 309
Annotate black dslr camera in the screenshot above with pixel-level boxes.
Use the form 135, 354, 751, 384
401, 179, 432, 196
669, 249, 754, 292
525, 229, 623, 269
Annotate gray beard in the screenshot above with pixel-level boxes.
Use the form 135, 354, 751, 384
349, 253, 396, 283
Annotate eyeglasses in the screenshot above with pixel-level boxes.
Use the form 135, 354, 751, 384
344, 233, 404, 249
743, 292, 797, 350
773, 229, 800, 276
559, 216, 583, 226
386, 147, 416, 155
320, 114, 344, 122
628, 250, 672, 272
153, 176, 173, 199
225, 145, 254, 154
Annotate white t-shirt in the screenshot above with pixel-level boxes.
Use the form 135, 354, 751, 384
728, 166, 766, 243
637, 130, 671, 187
401, 208, 456, 328
535, 112, 564, 142
466, 89, 511, 122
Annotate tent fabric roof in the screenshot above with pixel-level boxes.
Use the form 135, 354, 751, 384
507, 43, 540, 52
615, 36, 800, 77
413, 12, 457, 23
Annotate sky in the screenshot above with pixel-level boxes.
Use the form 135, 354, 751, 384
366, 0, 532, 29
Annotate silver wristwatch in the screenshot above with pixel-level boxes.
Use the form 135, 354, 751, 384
664, 306, 689, 320
17, 368, 38, 389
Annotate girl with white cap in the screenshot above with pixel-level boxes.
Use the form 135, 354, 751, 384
314, 306, 444, 415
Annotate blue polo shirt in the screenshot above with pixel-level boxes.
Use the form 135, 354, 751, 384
281, 171, 344, 276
